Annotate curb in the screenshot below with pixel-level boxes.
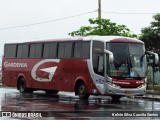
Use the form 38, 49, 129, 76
135, 94, 160, 101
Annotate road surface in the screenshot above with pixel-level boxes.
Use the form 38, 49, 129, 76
0, 86, 160, 120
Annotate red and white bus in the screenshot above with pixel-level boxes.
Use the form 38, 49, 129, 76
2, 36, 159, 100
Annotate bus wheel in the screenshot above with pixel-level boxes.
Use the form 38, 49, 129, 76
45, 90, 59, 95
78, 82, 90, 99
111, 95, 122, 100
19, 79, 28, 93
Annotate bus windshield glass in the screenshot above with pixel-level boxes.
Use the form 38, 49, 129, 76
107, 43, 147, 79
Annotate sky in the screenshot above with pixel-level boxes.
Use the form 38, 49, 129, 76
0, 0, 160, 58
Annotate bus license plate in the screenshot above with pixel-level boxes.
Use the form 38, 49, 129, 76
125, 90, 133, 94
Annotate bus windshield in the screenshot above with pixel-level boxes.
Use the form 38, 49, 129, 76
107, 43, 147, 79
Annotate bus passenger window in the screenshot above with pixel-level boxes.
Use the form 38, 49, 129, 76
16, 44, 29, 58
49, 43, 58, 58
58, 43, 65, 58
81, 42, 90, 58
74, 42, 81, 58
43, 43, 50, 58
74, 42, 90, 59
35, 43, 43, 58
64, 42, 73, 58
29, 44, 36, 58
4, 44, 17, 58
29, 43, 42, 58
22, 44, 29, 58
17, 44, 23, 58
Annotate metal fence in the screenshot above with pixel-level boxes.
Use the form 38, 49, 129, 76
147, 67, 160, 85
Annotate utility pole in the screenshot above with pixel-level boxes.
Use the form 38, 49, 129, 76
98, 0, 101, 21
98, 0, 102, 29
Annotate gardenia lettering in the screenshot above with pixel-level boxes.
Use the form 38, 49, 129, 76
4, 61, 27, 68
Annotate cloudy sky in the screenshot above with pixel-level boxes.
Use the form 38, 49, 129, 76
0, 0, 160, 57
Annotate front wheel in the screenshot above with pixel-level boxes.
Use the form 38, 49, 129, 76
78, 82, 90, 99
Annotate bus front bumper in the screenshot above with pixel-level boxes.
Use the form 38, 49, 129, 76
101, 82, 146, 96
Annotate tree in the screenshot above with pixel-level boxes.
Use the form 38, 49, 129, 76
140, 13, 160, 58
69, 18, 137, 38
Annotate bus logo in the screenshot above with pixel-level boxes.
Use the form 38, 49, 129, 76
31, 59, 60, 82
4, 61, 27, 68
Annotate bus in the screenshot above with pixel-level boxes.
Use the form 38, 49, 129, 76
2, 36, 159, 100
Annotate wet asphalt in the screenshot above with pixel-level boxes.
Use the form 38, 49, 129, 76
0, 86, 160, 120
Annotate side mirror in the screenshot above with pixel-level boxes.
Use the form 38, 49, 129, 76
104, 49, 114, 64
146, 51, 159, 65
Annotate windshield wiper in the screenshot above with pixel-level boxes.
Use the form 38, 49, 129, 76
131, 67, 142, 80
128, 55, 143, 80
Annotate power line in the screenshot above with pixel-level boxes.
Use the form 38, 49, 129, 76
0, 10, 156, 31
102, 11, 157, 15
0, 10, 97, 31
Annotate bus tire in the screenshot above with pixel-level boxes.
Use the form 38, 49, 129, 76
111, 95, 122, 100
45, 90, 59, 95
19, 79, 30, 93
78, 82, 90, 99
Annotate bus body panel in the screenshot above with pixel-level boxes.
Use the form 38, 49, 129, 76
2, 58, 98, 94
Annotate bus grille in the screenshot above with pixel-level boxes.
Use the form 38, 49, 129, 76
120, 86, 138, 88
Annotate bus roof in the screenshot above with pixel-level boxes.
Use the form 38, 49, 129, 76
5, 36, 144, 44
84, 36, 144, 44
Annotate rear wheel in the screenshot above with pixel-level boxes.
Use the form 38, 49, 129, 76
78, 82, 90, 99
19, 79, 32, 93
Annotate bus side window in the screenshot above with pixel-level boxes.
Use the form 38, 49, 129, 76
49, 42, 58, 58
35, 43, 43, 58
43, 42, 58, 59
29, 43, 43, 58
4, 44, 17, 58
17, 44, 23, 58
64, 42, 73, 58
58, 43, 65, 58
81, 42, 90, 58
74, 42, 81, 58
29, 44, 36, 58
22, 44, 29, 58
74, 42, 90, 59
43, 43, 50, 58
17, 44, 29, 58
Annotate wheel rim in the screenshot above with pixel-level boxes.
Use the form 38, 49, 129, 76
79, 84, 86, 96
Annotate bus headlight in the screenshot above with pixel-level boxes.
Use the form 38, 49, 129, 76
107, 82, 120, 88
137, 83, 146, 88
